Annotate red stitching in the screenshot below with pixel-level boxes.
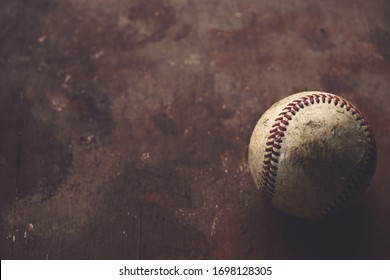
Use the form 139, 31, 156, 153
260, 93, 377, 206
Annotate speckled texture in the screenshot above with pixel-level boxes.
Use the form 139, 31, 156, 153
1, 0, 390, 260
249, 92, 377, 219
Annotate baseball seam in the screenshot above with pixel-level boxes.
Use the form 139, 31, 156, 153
261, 93, 376, 217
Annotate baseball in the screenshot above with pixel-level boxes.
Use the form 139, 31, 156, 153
248, 91, 377, 219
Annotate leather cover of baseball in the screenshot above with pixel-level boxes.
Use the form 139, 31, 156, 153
248, 91, 377, 219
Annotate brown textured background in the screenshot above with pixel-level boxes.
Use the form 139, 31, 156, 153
0, 0, 389, 259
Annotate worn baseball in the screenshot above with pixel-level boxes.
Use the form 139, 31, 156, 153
248, 91, 377, 219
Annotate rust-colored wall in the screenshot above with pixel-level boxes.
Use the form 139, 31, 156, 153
0, 0, 389, 259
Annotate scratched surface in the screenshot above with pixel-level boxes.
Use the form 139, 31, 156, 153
0, 0, 389, 259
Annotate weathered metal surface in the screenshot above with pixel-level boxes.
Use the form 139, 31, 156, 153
0, 0, 389, 259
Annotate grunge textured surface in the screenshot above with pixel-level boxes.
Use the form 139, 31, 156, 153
0, 0, 389, 259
